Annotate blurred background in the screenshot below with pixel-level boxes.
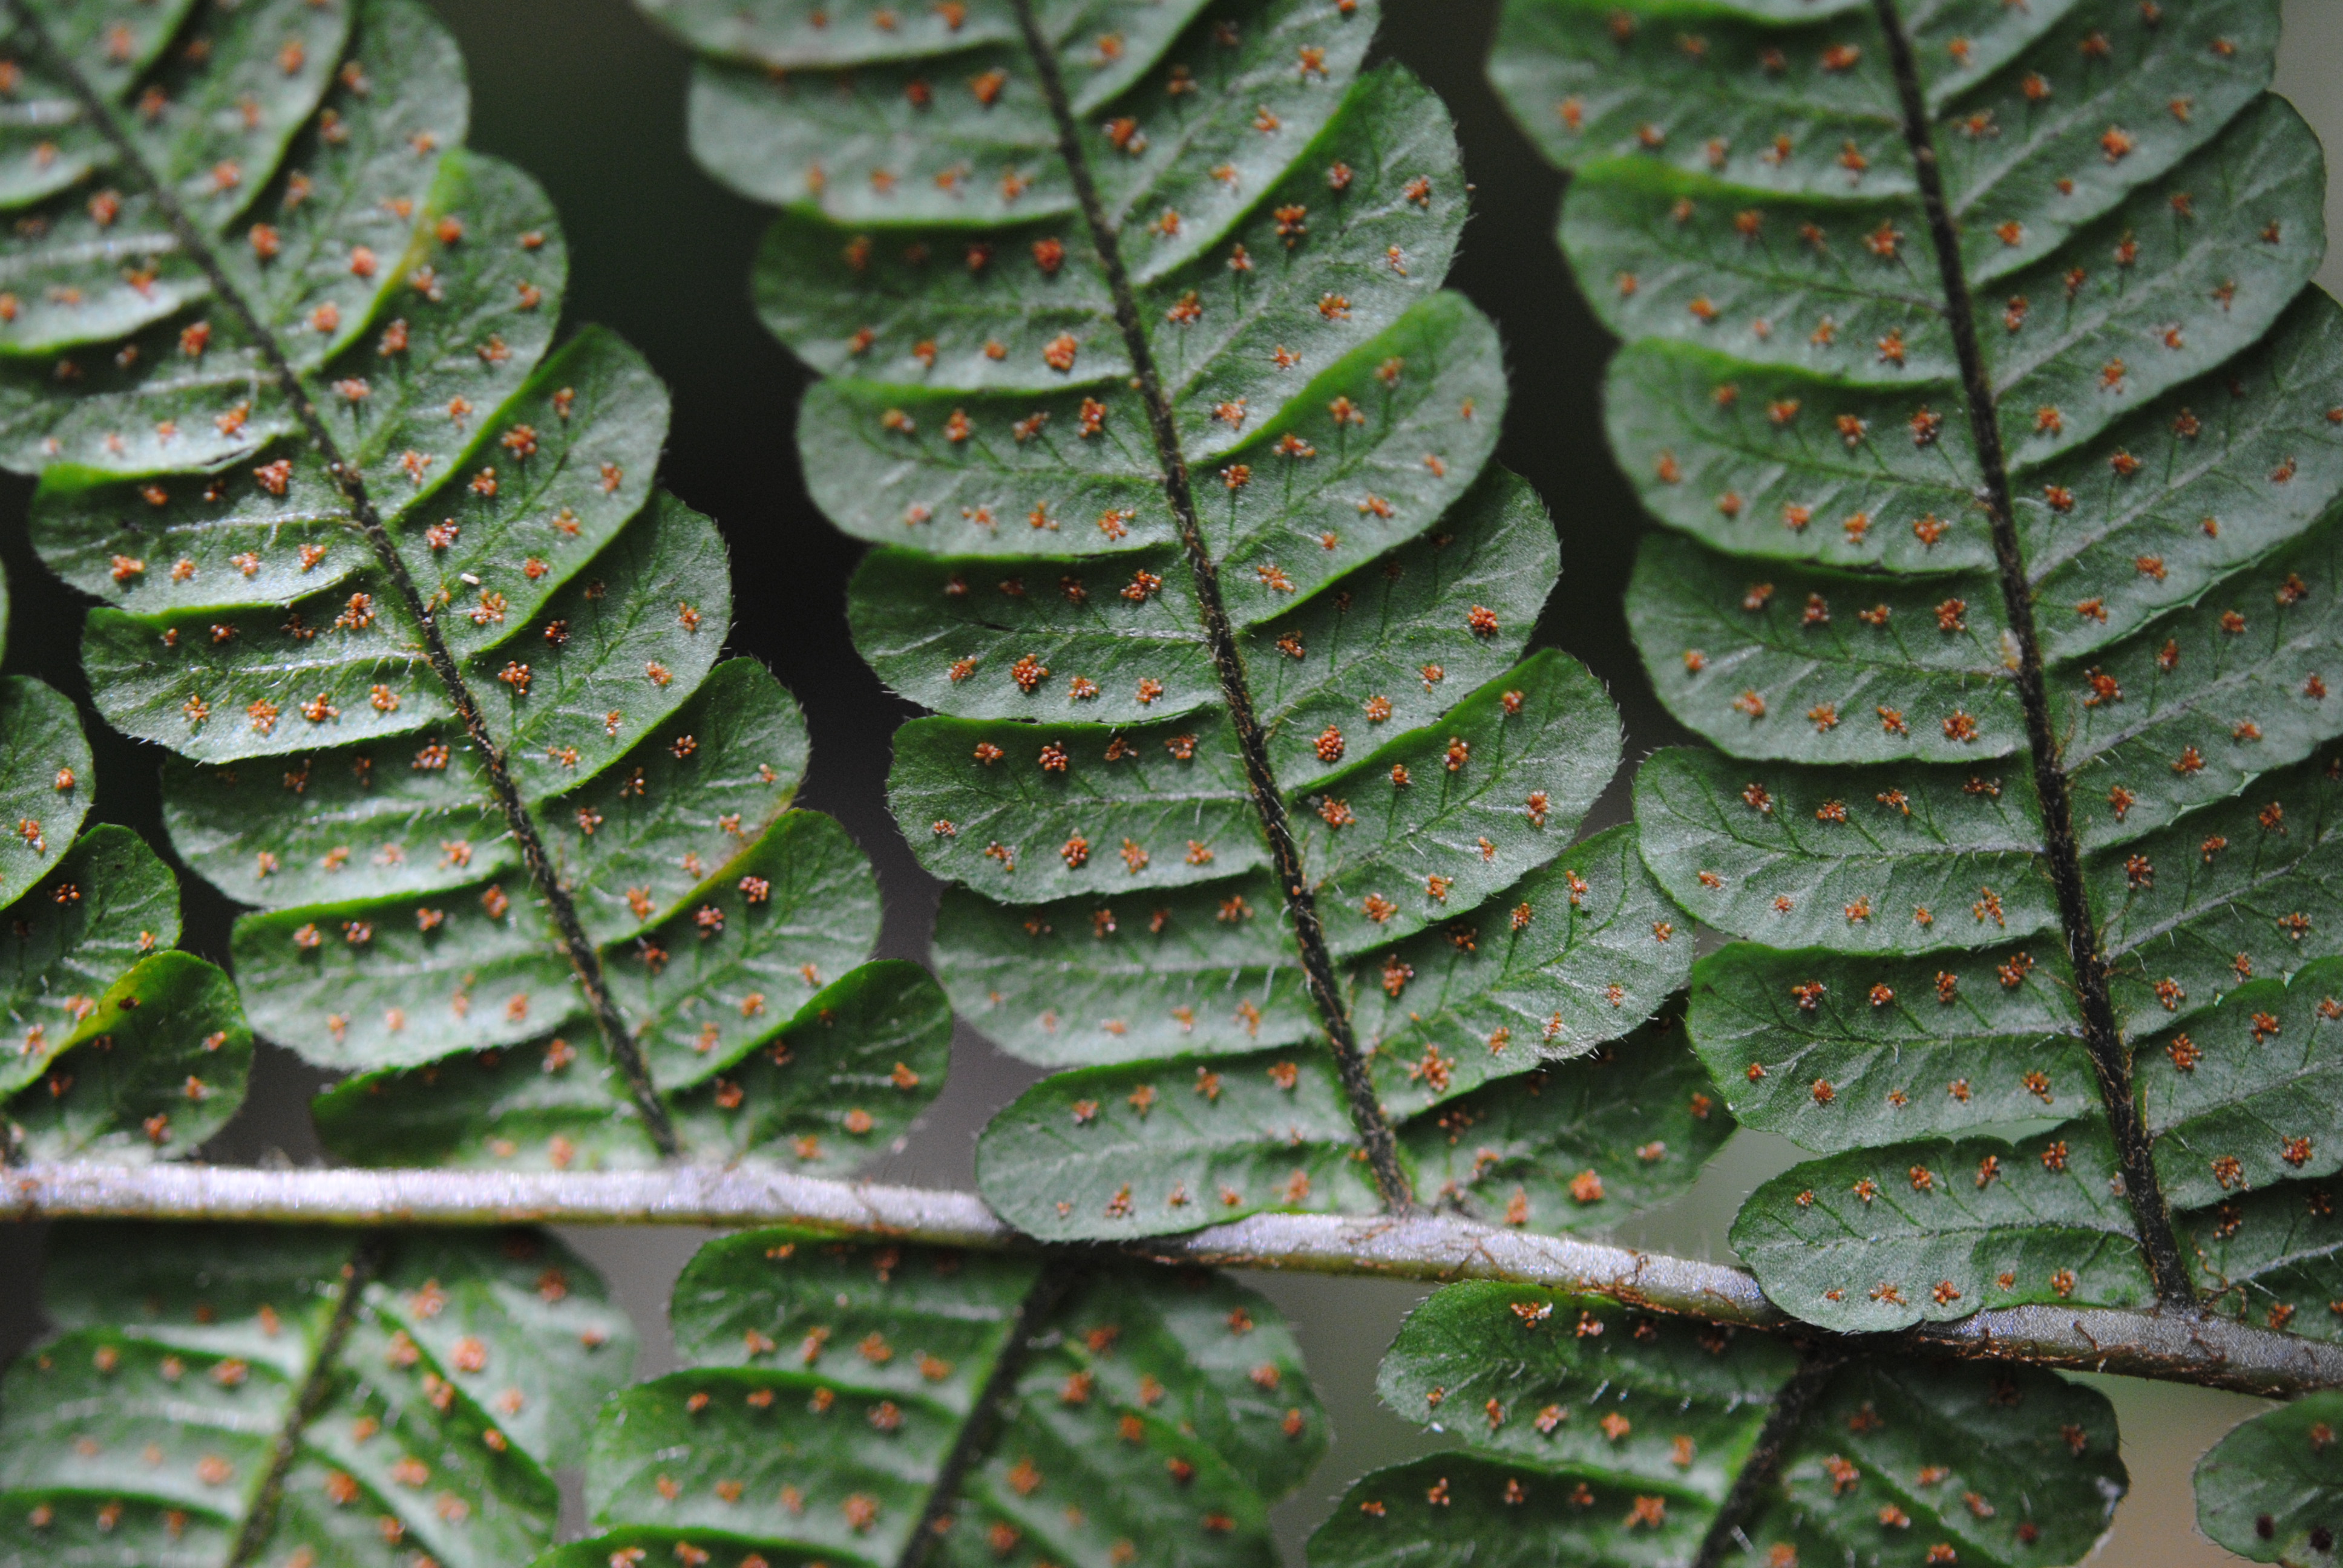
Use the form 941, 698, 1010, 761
6, 1, 2343, 1558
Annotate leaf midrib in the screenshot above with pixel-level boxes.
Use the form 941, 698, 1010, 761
891, 1261, 1076, 1568
1003, 0, 1417, 1210
220, 1233, 381, 1568
1866, 0, 2197, 1302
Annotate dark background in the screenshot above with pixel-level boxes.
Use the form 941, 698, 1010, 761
6, 1, 2316, 1558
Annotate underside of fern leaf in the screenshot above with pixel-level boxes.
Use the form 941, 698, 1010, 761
2194, 1390, 2343, 1565
1312, 1279, 2127, 1568
543, 1229, 1323, 1568
1494, 0, 2343, 1333
648, 0, 1710, 1241
0, 557, 252, 1161
0, 1221, 634, 1567
2, 0, 949, 1172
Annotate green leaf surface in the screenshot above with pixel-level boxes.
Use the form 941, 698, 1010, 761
0, 0, 350, 358
0, 53, 548, 479
895, 706, 1266, 898
975, 1040, 1377, 1238
0, 1221, 634, 1568
1686, 939, 2090, 1152
689, 0, 1351, 241
1499, 0, 2343, 1327
1630, 530, 2022, 766
603, 810, 886, 1091
315, 959, 951, 1175
752, 58, 1466, 405
2019, 290, 2343, 660
637, 0, 1029, 68
934, 872, 1306, 1065
0, 1, 203, 210
1731, 1123, 2154, 1333
1242, 470, 1555, 788
850, 466, 1552, 784
1317, 1281, 2126, 1568
5, 0, 913, 1174
1375, 1283, 1801, 1500
1395, 1007, 1734, 1234
1600, 335, 1987, 573
678, 0, 1649, 1238
5, 950, 250, 1163
549, 1230, 1323, 1568
2092, 750, 2343, 1032
906, 651, 1622, 973
230, 803, 878, 1073
231, 872, 575, 1068
1634, 745, 2058, 951
0, 825, 182, 1096
0, 676, 93, 909
2050, 521, 2343, 844
974, 995, 1715, 1242
2194, 1390, 2343, 1566
161, 656, 807, 936
2187, 1176, 2343, 1347
1349, 826, 1692, 1113
2135, 956, 2343, 1210
802, 289, 1504, 619
0, 561, 238, 1163
1292, 651, 1622, 958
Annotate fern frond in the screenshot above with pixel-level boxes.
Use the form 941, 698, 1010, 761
2194, 1389, 2342, 1564
543, 1230, 1323, 1568
2, 0, 945, 1171
1494, 0, 2343, 1328
2191, 1175, 2343, 1345
0, 1221, 633, 1565
0, 559, 251, 1161
649, 0, 1700, 1240
1311, 1280, 2126, 1568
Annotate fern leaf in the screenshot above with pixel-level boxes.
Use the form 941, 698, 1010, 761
0, 697, 91, 913
0, 563, 251, 1160
2194, 1391, 2343, 1564
1685, 941, 2083, 1148
8, 950, 252, 1163
654, 0, 1695, 1238
313, 959, 952, 1171
1635, 746, 2056, 952
4, 0, 942, 1169
0, 1221, 633, 1565
853, 462, 1556, 742
2136, 958, 2343, 1203
1732, 1125, 2157, 1321
1495, 0, 2343, 1325
1310, 1281, 2126, 1568
542, 1231, 1323, 1568
972, 902, 1723, 1241
2191, 1178, 2343, 1346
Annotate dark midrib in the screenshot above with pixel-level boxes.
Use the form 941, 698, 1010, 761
1870, 0, 2190, 1303
896, 1262, 1081, 1568
223, 1232, 386, 1568
15, 4, 682, 1158
1007, 0, 1415, 1214
1686, 1343, 1847, 1568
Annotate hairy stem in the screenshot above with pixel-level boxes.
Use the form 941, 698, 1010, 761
223, 1232, 386, 1568
9, 3, 681, 1157
1688, 1344, 1847, 1568
897, 1263, 1081, 1568
1006, 0, 1413, 1213
1870, 0, 2191, 1304
15, 1163, 2340, 1397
